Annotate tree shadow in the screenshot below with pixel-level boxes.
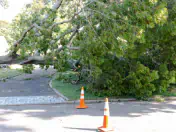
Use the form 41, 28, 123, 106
64, 127, 97, 131
0, 125, 32, 132
0, 101, 175, 131
0, 101, 175, 119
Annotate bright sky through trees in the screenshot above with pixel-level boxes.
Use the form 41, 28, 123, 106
0, 0, 32, 22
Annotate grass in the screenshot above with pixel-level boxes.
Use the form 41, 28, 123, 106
52, 72, 104, 100
52, 72, 176, 100
52, 80, 103, 100
52, 79, 176, 100
0, 68, 23, 79
24, 78, 33, 80
161, 89, 176, 97
153, 95, 165, 102
153, 89, 176, 102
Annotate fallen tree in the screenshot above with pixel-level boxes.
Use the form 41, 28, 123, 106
1, 0, 67, 65
0, 0, 123, 65
1, 0, 176, 99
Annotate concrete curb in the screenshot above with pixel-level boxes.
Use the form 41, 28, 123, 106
1, 97, 176, 106
60, 97, 176, 104
164, 97, 176, 100
63, 98, 137, 104
147, 96, 176, 101
49, 78, 69, 101
0, 98, 133, 106
0, 102, 66, 106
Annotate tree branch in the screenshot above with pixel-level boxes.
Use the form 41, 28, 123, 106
68, 46, 80, 50
9, 0, 64, 58
13, 24, 35, 47
50, 27, 78, 44
33, 23, 44, 31
56, 27, 77, 40
58, 46, 80, 52
50, 19, 72, 29
19, 56, 45, 65
40, 0, 63, 25
11, 23, 43, 56
14, 0, 63, 48
19, 46, 80, 65
52, 0, 63, 11
49, 1, 90, 30
68, 27, 78, 46
0, 0, 82, 65
0, 55, 13, 64
0, 46, 80, 65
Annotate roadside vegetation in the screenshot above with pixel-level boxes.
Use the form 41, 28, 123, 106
0, 68, 23, 79
1, 0, 176, 100
52, 72, 103, 100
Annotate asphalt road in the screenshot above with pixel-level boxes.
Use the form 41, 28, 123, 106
0, 68, 57, 97
0, 101, 175, 132
0, 67, 65, 105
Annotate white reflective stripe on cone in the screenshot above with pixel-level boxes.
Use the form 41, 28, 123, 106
81, 95, 84, 99
104, 102, 110, 116
104, 109, 110, 116
81, 89, 84, 94
104, 102, 109, 109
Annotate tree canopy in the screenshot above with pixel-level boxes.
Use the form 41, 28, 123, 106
0, 0, 176, 99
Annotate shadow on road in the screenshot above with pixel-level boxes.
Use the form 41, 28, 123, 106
64, 127, 97, 131
0, 125, 32, 132
0, 101, 175, 131
0, 101, 175, 119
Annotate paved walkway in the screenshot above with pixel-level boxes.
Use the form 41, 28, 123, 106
0, 101, 175, 132
0, 67, 65, 105
0, 77, 55, 97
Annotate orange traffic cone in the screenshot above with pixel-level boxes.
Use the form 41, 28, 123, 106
98, 98, 114, 132
76, 87, 88, 109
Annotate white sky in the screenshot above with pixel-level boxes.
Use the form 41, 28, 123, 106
0, 0, 32, 22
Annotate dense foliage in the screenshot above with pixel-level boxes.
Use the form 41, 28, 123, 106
74, 0, 176, 99
3, 0, 176, 99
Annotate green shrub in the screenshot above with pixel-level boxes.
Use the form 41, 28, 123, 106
22, 65, 34, 74
89, 61, 160, 100
154, 64, 176, 93
55, 71, 79, 83
124, 63, 159, 100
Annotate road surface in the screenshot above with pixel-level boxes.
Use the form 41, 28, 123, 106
0, 101, 175, 132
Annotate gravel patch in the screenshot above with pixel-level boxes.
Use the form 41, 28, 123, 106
0, 96, 65, 105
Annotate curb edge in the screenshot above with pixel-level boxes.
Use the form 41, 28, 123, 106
49, 75, 176, 104
49, 79, 69, 101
